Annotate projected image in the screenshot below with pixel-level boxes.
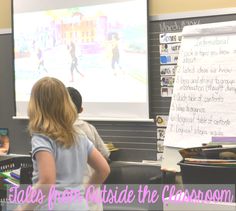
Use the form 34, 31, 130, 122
13, 0, 148, 119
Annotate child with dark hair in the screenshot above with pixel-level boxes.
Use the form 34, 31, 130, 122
67, 86, 110, 211
67, 87, 110, 159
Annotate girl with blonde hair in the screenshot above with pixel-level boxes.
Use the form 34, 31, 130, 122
18, 77, 110, 211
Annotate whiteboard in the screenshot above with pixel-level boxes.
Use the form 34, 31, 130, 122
162, 20, 236, 171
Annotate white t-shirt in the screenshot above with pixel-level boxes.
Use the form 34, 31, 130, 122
74, 119, 110, 159
74, 119, 109, 211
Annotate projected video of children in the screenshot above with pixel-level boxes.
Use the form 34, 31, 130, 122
13, 1, 148, 114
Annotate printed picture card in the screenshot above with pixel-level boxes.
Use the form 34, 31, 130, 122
160, 54, 178, 64
156, 115, 168, 127
157, 140, 164, 153
160, 65, 177, 76
161, 76, 175, 87
157, 128, 166, 140
159, 33, 182, 44
157, 153, 163, 161
161, 87, 173, 97
160, 43, 181, 54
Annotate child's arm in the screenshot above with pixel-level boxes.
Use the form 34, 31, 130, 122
35, 150, 56, 184
88, 147, 110, 185
90, 124, 110, 159
17, 151, 56, 210
0, 135, 9, 154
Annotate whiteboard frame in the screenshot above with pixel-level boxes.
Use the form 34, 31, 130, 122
12, 116, 154, 122
0, 28, 11, 34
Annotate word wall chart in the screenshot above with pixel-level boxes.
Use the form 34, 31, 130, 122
155, 115, 168, 161
156, 33, 182, 161
159, 32, 182, 97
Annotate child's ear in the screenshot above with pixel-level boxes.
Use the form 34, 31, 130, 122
79, 107, 83, 113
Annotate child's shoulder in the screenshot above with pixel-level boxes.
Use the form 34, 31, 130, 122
32, 133, 51, 140
75, 133, 89, 143
31, 133, 54, 145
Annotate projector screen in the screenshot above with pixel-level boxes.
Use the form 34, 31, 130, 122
13, 0, 149, 120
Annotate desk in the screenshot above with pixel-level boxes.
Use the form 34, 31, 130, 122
102, 161, 163, 211
105, 161, 162, 184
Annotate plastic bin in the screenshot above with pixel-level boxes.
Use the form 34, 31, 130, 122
179, 161, 236, 184
0, 155, 33, 201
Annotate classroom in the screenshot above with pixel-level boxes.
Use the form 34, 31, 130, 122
1, 0, 236, 210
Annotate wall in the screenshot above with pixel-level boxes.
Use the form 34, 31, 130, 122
149, 0, 236, 16
0, 0, 11, 30
3, 0, 236, 29
0, 0, 236, 159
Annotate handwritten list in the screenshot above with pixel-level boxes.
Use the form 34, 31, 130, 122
164, 21, 236, 148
